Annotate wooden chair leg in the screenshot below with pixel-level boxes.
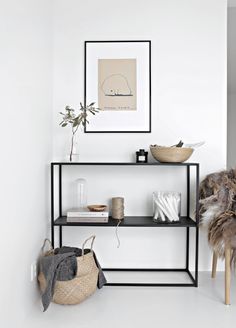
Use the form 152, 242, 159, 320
212, 251, 217, 278
225, 244, 231, 305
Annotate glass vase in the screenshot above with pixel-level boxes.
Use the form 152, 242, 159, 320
68, 133, 79, 162
76, 178, 88, 210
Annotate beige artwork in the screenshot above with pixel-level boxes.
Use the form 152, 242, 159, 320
98, 59, 136, 111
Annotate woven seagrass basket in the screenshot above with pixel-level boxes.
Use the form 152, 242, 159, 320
38, 236, 99, 305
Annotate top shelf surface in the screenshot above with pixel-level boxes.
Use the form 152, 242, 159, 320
51, 162, 199, 166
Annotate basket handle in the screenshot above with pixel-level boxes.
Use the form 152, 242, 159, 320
41, 238, 53, 254
82, 235, 96, 256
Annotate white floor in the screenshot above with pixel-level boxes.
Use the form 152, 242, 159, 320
24, 272, 236, 328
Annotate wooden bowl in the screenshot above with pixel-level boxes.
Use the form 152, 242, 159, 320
87, 205, 107, 212
150, 146, 194, 163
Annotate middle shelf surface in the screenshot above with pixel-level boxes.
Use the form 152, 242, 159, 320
54, 216, 197, 227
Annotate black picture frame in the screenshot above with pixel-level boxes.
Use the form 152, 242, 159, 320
84, 40, 151, 133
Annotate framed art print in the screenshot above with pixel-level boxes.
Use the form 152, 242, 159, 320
84, 40, 151, 133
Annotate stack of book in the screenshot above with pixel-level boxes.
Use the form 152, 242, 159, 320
67, 208, 109, 223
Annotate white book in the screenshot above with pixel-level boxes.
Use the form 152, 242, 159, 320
67, 208, 109, 218
67, 216, 109, 223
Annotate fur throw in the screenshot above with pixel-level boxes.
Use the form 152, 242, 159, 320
199, 168, 236, 261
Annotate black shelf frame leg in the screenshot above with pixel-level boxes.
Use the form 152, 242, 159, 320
185, 164, 199, 287
59, 226, 63, 248
58, 164, 63, 247
51, 163, 63, 248
59, 164, 62, 218
194, 164, 200, 286
51, 163, 55, 248
186, 227, 189, 270
186, 165, 190, 270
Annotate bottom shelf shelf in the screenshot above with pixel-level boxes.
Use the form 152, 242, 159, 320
102, 268, 197, 287
54, 216, 197, 227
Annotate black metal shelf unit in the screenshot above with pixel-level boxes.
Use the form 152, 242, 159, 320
51, 161, 200, 287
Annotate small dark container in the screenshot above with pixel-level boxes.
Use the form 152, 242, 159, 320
136, 149, 148, 163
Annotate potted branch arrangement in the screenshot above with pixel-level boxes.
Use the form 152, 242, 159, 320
59, 102, 99, 161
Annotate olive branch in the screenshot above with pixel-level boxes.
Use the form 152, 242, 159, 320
59, 102, 99, 161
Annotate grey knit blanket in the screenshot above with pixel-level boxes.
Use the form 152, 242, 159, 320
40, 247, 107, 311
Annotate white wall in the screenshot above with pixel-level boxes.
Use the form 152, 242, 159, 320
53, 0, 227, 271
0, 0, 228, 325
227, 8, 236, 168
0, 0, 227, 325
0, 0, 52, 326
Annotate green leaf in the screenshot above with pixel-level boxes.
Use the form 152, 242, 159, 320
72, 120, 78, 128
62, 123, 68, 127
88, 102, 95, 107
75, 114, 81, 119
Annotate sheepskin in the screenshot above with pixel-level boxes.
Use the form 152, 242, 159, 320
199, 168, 236, 262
